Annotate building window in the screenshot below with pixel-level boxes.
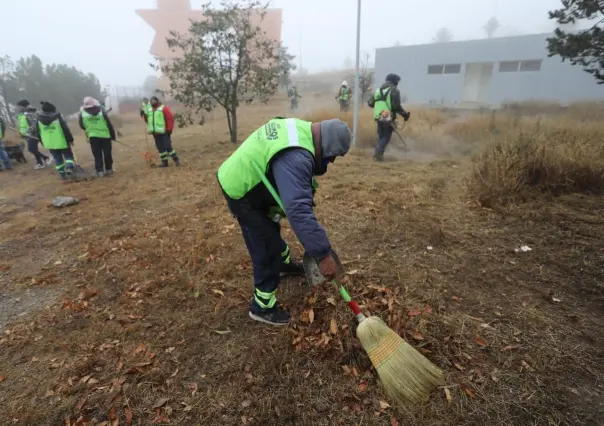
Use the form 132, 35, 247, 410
499, 61, 520, 72
444, 63, 462, 74
428, 65, 444, 74
520, 60, 542, 72
428, 64, 461, 75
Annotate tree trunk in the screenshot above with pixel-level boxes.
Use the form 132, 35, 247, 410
229, 108, 238, 144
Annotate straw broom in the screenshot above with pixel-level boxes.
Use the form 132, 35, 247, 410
337, 282, 444, 405
252, 162, 444, 405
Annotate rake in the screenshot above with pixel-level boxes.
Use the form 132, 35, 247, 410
251, 162, 444, 405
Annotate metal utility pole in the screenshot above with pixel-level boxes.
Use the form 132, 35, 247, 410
352, 0, 362, 146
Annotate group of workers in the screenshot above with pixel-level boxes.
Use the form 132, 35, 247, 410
1, 73, 409, 327
219, 72, 411, 326
0, 95, 179, 179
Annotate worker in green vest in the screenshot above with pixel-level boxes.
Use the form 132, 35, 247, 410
79, 97, 117, 177
335, 81, 351, 112
140, 97, 152, 122
368, 73, 411, 161
147, 96, 180, 167
17, 100, 52, 169
217, 117, 351, 326
32, 101, 76, 180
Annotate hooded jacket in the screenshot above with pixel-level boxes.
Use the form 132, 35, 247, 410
234, 119, 350, 259
32, 111, 74, 146
78, 106, 117, 140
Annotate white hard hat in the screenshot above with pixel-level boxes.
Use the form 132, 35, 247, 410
342, 80, 348, 86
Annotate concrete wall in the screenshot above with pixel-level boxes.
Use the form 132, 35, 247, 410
375, 33, 604, 105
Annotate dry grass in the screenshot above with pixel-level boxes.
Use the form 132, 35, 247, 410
0, 97, 602, 426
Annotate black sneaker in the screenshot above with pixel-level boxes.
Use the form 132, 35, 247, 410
280, 260, 305, 277
249, 305, 291, 326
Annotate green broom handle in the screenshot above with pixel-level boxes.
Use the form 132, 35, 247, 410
252, 160, 364, 320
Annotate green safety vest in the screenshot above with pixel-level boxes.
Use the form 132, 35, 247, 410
81, 110, 110, 139
373, 87, 392, 120
340, 87, 350, 101
147, 105, 166, 134
142, 102, 152, 115
38, 119, 68, 150
217, 118, 315, 200
17, 113, 29, 136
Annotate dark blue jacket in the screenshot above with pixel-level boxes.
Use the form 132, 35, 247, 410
269, 148, 331, 259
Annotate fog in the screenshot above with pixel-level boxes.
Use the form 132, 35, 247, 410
2, 0, 569, 87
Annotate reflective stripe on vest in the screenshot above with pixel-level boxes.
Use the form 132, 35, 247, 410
373, 87, 392, 120
217, 118, 315, 200
81, 110, 110, 139
147, 105, 166, 134
38, 119, 68, 150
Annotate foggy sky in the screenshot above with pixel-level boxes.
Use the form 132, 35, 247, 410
2, 0, 570, 87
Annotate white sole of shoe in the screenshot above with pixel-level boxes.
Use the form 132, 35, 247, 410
248, 311, 290, 326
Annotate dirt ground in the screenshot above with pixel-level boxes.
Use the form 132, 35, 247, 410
0, 98, 603, 426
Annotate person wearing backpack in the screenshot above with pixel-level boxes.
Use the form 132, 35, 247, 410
367, 73, 411, 161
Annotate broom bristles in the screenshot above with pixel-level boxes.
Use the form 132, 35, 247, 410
357, 316, 443, 405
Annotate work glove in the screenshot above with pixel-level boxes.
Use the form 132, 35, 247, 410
167, 130, 172, 135
402, 111, 411, 122
319, 253, 338, 281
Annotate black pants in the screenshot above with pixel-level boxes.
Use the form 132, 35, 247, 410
375, 121, 394, 156
89, 137, 113, 172
27, 138, 49, 165
223, 191, 289, 311
339, 100, 349, 112
153, 133, 178, 162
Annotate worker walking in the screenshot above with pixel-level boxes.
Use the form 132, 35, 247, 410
336, 81, 351, 112
217, 117, 351, 326
368, 73, 411, 161
79, 97, 116, 177
0, 116, 13, 171
32, 102, 76, 180
140, 97, 152, 122
288, 86, 301, 114
17, 100, 52, 169
147, 96, 180, 167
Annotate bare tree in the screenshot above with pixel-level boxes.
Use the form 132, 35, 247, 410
484, 17, 501, 38
346, 52, 374, 103
432, 27, 453, 43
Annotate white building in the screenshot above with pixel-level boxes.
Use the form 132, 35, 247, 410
374, 33, 604, 106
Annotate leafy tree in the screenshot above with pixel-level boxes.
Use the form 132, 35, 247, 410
346, 52, 374, 103
160, 0, 295, 144
433, 27, 453, 43
2, 55, 103, 115
547, 0, 604, 83
484, 17, 501, 38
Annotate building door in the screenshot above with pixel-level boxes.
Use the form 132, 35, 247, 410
463, 63, 494, 103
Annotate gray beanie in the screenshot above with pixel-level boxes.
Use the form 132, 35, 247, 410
319, 119, 351, 158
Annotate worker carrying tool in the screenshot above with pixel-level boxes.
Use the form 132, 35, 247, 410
288, 86, 301, 114
79, 97, 116, 177
335, 81, 351, 112
217, 117, 351, 326
368, 73, 411, 161
16, 100, 52, 169
147, 96, 180, 167
32, 102, 76, 180
140, 97, 152, 122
